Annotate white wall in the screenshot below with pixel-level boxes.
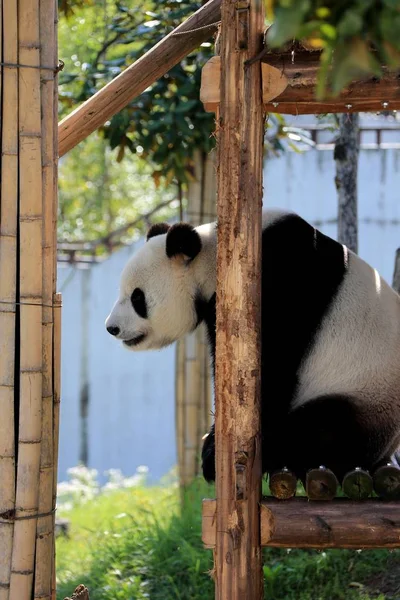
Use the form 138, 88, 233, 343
57, 144, 400, 484
57, 239, 176, 485
264, 148, 400, 286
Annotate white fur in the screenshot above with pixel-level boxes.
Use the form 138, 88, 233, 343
294, 249, 400, 413
105, 222, 216, 351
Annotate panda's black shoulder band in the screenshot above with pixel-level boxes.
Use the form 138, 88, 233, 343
146, 222, 170, 241
166, 223, 202, 260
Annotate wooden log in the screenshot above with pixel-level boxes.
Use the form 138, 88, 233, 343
306, 467, 338, 501
213, 0, 265, 598
58, 0, 222, 157
201, 52, 400, 115
269, 468, 297, 500
342, 468, 373, 501
203, 498, 400, 549
373, 463, 400, 501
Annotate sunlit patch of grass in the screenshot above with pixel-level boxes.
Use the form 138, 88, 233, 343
56, 472, 400, 600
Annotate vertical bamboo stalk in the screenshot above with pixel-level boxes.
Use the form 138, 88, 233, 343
51, 2, 60, 594
175, 150, 216, 489
9, 2, 43, 598
52, 294, 62, 600
35, 2, 57, 596
175, 338, 186, 489
0, 2, 18, 599
214, 1, 264, 598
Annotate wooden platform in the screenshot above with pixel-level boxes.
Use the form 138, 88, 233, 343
202, 498, 400, 549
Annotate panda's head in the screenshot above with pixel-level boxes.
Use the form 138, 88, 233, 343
105, 220, 216, 351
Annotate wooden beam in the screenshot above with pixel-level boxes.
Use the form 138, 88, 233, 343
203, 498, 400, 549
214, 0, 264, 599
201, 51, 400, 115
58, 0, 221, 157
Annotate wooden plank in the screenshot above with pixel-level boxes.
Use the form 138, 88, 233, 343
214, 0, 265, 599
203, 498, 400, 549
58, 0, 221, 157
201, 53, 400, 114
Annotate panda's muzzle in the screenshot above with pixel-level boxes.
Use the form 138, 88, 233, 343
123, 333, 146, 347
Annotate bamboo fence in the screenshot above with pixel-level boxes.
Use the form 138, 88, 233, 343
175, 150, 216, 489
0, 2, 60, 600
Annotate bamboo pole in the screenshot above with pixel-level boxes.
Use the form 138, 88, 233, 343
35, 2, 58, 598
175, 150, 216, 489
214, 1, 265, 598
58, 0, 221, 157
52, 294, 62, 600
0, 1, 59, 599
9, 2, 44, 597
0, 2, 18, 598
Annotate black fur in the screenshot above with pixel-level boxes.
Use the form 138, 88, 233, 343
131, 287, 147, 319
146, 222, 170, 241
166, 223, 202, 260
201, 213, 354, 482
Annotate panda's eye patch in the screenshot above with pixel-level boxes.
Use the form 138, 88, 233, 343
131, 288, 147, 319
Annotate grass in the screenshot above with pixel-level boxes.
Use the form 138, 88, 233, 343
56, 478, 400, 600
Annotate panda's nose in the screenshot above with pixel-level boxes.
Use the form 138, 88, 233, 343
107, 325, 120, 337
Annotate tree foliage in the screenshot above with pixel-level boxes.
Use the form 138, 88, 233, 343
266, 1, 400, 98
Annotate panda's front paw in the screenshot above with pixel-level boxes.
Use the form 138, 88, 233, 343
201, 424, 215, 483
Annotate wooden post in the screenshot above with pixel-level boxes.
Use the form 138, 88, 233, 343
0, 2, 59, 599
215, 1, 264, 598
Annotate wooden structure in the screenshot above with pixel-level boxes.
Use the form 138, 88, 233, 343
201, 48, 400, 115
2, 0, 400, 598
0, 1, 60, 599
199, 2, 400, 599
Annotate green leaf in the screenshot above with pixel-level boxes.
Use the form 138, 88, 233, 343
266, 0, 311, 47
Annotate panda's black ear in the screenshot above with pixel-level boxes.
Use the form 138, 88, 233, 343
146, 222, 170, 241
166, 223, 202, 261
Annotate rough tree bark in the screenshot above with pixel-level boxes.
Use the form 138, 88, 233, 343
214, 0, 265, 598
334, 113, 360, 254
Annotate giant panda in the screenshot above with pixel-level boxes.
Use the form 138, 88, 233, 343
105, 209, 400, 484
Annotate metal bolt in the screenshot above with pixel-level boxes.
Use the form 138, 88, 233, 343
345, 104, 352, 109
382, 101, 389, 108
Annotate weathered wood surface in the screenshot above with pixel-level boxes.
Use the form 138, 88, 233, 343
64, 585, 89, 600
269, 468, 297, 500
203, 498, 400, 549
306, 467, 338, 501
342, 468, 373, 501
335, 113, 359, 254
373, 464, 400, 501
201, 51, 400, 114
58, 0, 221, 157
213, 0, 265, 598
